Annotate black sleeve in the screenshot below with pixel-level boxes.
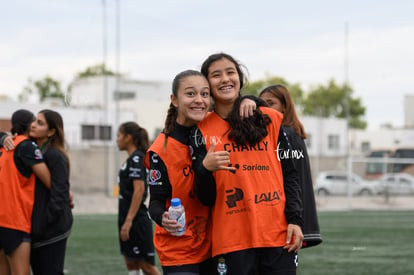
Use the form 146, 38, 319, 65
14, 140, 44, 178
148, 151, 172, 226
279, 127, 304, 227
241, 95, 268, 107
190, 126, 217, 206
18, 140, 44, 166
0, 131, 7, 147
45, 149, 70, 224
194, 161, 217, 206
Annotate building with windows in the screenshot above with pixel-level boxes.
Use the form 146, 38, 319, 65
69, 75, 171, 141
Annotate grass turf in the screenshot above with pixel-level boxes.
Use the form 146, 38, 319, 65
64, 210, 414, 274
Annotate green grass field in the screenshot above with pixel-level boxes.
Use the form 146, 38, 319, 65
64, 211, 414, 274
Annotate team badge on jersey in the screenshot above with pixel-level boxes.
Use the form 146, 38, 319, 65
151, 153, 159, 164
148, 169, 162, 185
132, 155, 140, 163
34, 148, 43, 160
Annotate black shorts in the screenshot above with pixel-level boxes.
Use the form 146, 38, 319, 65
119, 214, 155, 264
163, 258, 215, 275
213, 247, 298, 275
0, 227, 31, 255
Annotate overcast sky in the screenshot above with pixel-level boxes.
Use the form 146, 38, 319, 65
1, 0, 413, 129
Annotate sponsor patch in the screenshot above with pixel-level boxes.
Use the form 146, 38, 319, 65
148, 169, 162, 185
34, 148, 43, 160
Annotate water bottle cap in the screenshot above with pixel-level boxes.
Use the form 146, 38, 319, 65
171, 198, 181, 207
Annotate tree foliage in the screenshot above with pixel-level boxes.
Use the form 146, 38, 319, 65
243, 75, 304, 106
302, 79, 367, 129
18, 76, 65, 103
243, 76, 367, 129
74, 63, 117, 79
18, 64, 118, 104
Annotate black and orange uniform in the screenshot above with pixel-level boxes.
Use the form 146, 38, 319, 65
0, 135, 43, 254
118, 149, 155, 264
145, 123, 213, 274
0, 132, 7, 146
30, 144, 73, 275
190, 107, 302, 274
282, 126, 322, 248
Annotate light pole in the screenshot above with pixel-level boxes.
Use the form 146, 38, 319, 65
344, 22, 353, 210
102, 0, 111, 196
113, 0, 121, 197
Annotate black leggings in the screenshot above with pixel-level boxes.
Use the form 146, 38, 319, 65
30, 238, 68, 275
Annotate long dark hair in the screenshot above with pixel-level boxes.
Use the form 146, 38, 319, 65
118, 122, 149, 153
39, 109, 70, 166
259, 84, 307, 139
11, 109, 34, 135
201, 53, 270, 146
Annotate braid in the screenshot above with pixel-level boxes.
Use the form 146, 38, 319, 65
163, 103, 178, 150
164, 103, 177, 135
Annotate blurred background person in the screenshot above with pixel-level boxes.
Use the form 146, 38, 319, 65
0, 109, 50, 275
29, 109, 73, 275
259, 84, 322, 248
116, 121, 160, 275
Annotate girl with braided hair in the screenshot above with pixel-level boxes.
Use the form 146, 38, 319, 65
145, 69, 256, 274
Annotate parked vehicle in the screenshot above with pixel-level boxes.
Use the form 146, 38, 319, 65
377, 173, 414, 195
365, 147, 414, 180
314, 171, 380, 196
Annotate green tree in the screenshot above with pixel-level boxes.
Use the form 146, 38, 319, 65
18, 76, 65, 103
302, 79, 367, 129
243, 75, 304, 106
74, 63, 116, 79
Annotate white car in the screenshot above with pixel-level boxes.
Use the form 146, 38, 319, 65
314, 171, 380, 196
377, 173, 414, 195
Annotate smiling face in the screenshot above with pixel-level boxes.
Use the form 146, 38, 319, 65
206, 57, 241, 105
171, 75, 210, 126
259, 91, 286, 113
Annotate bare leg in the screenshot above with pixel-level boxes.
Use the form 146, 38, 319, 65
0, 249, 11, 275
8, 242, 31, 275
124, 257, 160, 275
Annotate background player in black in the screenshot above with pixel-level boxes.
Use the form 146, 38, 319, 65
116, 121, 161, 275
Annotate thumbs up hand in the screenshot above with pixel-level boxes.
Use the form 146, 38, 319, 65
202, 140, 236, 172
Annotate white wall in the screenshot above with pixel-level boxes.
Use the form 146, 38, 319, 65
405, 95, 414, 128
69, 76, 171, 140
0, 101, 135, 148
302, 116, 347, 157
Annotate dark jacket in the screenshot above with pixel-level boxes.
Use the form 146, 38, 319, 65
31, 146, 73, 248
282, 126, 322, 247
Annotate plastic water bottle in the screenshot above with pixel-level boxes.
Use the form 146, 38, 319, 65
168, 198, 186, 236
217, 257, 227, 275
